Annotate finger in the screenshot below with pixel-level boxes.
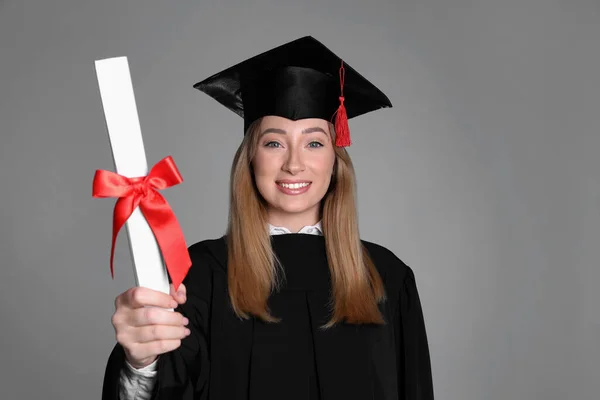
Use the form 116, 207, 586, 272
128, 339, 184, 360
130, 307, 188, 327
115, 294, 122, 310
126, 287, 177, 310
115, 291, 129, 310
170, 283, 187, 304
133, 324, 191, 344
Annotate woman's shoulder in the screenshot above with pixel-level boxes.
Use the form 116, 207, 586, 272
178, 236, 227, 297
187, 235, 228, 272
360, 238, 413, 283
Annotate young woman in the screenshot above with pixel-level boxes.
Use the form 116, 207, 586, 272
102, 36, 434, 400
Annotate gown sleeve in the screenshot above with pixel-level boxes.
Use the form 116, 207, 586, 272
101, 245, 213, 400
396, 266, 435, 399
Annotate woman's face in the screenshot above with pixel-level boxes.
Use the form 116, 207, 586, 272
252, 116, 336, 225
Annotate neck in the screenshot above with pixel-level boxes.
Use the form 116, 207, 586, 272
267, 209, 320, 233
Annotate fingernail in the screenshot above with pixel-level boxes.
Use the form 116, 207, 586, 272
171, 300, 178, 308
183, 317, 189, 325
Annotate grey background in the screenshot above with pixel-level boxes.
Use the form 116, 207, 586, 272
1, 0, 598, 399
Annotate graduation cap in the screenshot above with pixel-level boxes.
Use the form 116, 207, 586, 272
193, 36, 392, 147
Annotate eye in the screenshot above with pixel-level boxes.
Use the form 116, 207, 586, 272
264, 141, 282, 148
308, 141, 324, 148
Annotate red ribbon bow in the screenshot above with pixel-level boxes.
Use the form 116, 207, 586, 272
92, 155, 191, 291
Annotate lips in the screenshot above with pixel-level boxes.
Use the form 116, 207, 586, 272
275, 181, 312, 195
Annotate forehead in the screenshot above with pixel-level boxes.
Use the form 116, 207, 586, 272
260, 116, 330, 131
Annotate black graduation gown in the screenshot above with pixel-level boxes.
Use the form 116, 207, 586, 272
102, 234, 434, 399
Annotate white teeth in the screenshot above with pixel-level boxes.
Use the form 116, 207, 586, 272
278, 182, 310, 189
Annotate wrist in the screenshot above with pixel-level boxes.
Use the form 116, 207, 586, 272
127, 356, 158, 370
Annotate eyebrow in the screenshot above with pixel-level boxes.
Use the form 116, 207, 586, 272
261, 127, 328, 136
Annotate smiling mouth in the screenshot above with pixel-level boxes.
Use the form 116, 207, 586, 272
275, 181, 312, 195
276, 182, 311, 189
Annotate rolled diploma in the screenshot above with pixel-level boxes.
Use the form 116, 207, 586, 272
95, 56, 172, 306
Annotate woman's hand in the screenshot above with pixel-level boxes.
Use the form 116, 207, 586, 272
111, 283, 190, 369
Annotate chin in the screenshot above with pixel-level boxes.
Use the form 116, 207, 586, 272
271, 197, 322, 215
274, 202, 316, 214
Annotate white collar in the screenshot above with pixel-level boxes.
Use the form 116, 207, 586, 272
268, 220, 323, 236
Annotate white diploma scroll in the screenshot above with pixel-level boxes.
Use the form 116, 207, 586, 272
95, 56, 171, 304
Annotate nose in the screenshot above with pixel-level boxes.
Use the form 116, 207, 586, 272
282, 145, 305, 175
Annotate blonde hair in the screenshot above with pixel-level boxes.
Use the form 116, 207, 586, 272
226, 118, 386, 327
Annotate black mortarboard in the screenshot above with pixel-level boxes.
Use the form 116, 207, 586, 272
193, 36, 392, 146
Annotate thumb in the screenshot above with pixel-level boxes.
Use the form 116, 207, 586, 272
170, 282, 187, 304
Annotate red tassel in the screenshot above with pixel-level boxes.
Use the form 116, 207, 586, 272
335, 97, 350, 147
333, 60, 351, 147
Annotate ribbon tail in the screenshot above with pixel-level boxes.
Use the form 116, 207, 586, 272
110, 196, 136, 279
140, 193, 192, 291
